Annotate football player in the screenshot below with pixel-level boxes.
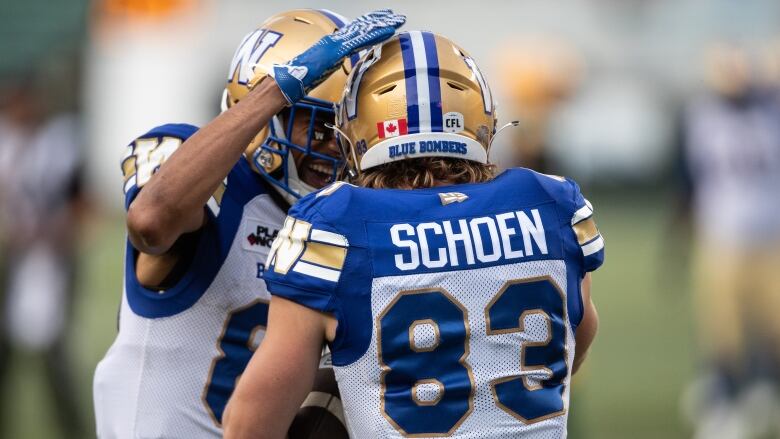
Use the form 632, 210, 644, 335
92, 9, 405, 438
225, 31, 603, 438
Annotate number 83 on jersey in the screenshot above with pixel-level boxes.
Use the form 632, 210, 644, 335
376, 276, 569, 436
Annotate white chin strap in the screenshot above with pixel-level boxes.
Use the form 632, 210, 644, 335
268, 115, 316, 205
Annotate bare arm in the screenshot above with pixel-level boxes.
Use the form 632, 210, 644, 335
223, 296, 330, 439
572, 273, 598, 374
127, 79, 287, 255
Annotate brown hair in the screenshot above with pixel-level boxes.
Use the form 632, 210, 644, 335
356, 157, 496, 190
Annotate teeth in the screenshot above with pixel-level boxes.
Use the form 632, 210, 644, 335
309, 163, 332, 175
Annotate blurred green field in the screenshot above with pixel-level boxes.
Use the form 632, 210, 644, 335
2, 192, 696, 438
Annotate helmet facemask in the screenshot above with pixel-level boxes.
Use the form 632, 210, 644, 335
253, 96, 345, 203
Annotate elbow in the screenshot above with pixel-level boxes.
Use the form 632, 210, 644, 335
126, 202, 174, 255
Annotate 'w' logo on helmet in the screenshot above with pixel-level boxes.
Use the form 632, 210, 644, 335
227, 29, 283, 85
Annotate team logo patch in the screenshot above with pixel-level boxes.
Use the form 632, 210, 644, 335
242, 217, 280, 254
377, 119, 408, 139
439, 192, 469, 205
443, 112, 464, 133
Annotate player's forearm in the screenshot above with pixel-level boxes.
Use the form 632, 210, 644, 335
572, 273, 597, 374
224, 297, 326, 439
223, 394, 286, 439
572, 299, 598, 374
223, 353, 314, 439
127, 80, 286, 254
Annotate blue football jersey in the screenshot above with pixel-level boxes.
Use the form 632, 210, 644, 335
95, 124, 287, 438
263, 169, 604, 438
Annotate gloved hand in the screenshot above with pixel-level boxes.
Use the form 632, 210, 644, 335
271, 9, 406, 104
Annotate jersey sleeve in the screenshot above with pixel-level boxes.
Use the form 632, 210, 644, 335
262, 195, 349, 314
120, 123, 200, 211
570, 193, 605, 272
533, 172, 605, 273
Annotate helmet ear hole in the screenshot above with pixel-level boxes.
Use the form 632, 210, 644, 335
376, 84, 397, 96
446, 81, 466, 91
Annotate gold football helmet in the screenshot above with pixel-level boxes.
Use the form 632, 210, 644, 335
335, 31, 497, 173
223, 9, 354, 199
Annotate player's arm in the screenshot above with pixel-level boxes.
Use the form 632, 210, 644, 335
126, 82, 287, 255
573, 273, 598, 374
127, 9, 405, 255
223, 296, 335, 439
535, 173, 605, 374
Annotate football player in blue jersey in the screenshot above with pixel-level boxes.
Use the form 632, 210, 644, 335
225, 31, 603, 439
92, 9, 405, 438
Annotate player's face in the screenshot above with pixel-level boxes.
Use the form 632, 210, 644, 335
287, 108, 341, 189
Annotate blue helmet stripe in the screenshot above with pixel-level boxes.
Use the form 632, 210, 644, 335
399, 32, 420, 134
317, 9, 347, 28
421, 32, 443, 132
350, 53, 360, 67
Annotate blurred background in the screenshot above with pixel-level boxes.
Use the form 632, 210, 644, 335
1, 0, 780, 437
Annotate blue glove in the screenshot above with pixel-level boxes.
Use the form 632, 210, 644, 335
272, 9, 406, 104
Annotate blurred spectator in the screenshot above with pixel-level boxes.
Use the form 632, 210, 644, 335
0, 74, 88, 438
492, 37, 582, 172
680, 42, 780, 439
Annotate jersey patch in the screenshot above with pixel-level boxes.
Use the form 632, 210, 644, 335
569, 198, 604, 268
267, 217, 348, 283
242, 217, 280, 253
439, 192, 468, 205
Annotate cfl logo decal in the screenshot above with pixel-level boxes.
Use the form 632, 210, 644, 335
443, 112, 464, 134
227, 29, 283, 85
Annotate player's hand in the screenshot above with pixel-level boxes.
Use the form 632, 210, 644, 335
271, 9, 406, 104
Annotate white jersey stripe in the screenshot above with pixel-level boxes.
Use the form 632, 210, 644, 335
310, 229, 349, 247
581, 235, 605, 256
293, 261, 341, 282
571, 204, 593, 225
206, 197, 221, 217
124, 175, 137, 194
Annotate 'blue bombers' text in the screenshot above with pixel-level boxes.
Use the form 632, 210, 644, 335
389, 140, 468, 158
390, 209, 548, 271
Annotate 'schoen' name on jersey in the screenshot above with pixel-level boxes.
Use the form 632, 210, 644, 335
390, 208, 548, 271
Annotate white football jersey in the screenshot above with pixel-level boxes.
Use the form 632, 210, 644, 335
334, 261, 576, 439
93, 124, 286, 438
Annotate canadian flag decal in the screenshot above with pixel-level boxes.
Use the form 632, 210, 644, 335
377, 119, 408, 139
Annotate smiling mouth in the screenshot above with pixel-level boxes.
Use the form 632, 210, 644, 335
308, 162, 333, 176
